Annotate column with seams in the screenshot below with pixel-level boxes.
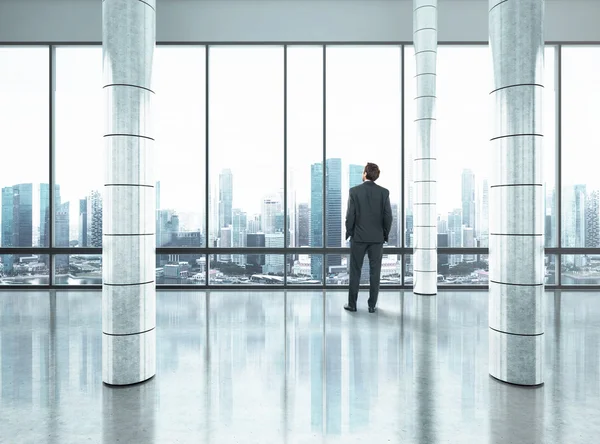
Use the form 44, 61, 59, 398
413, 0, 438, 296
102, 0, 156, 385
488, 0, 545, 386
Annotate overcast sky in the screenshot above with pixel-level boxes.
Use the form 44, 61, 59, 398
0, 44, 590, 238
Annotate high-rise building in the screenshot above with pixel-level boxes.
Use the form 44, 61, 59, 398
232, 209, 247, 248
55, 202, 70, 247
39, 183, 61, 247
463, 227, 475, 262
310, 162, 323, 279
79, 198, 88, 247
438, 233, 449, 275
478, 179, 489, 247
219, 169, 233, 229
264, 233, 284, 274
247, 233, 266, 267
438, 218, 448, 234
585, 189, 599, 248
219, 226, 232, 262
55, 202, 70, 270
447, 209, 462, 265
261, 193, 283, 234
389, 203, 399, 247
462, 169, 476, 230
87, 190, 103, 247
563, 184, 586, 249
1, 187, 15, 247
545, 186, 557, 247
157, 209, 179, 247
349, 164, 363, 188
326, 158, 342, 268
297, 203, 310, 247
1, 184, 33, 248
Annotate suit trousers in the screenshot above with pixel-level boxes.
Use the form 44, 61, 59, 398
348, 241, 384, 309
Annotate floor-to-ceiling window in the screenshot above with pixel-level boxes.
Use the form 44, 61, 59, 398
0, 47, 50, 284
0, 43, 590, 288
561, 46, 600, 285
325, 46, 403, 286
208, 46, 284, 286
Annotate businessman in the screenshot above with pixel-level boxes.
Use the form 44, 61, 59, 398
344, 163, 393, 313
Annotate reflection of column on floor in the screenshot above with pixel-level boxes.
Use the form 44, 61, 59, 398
310, 295, 324, 433
488, 0, 544, 386
413, 295, 437, 443
488, 380, 543, 444
102, 0, 156, 386
102, 380, 156, 443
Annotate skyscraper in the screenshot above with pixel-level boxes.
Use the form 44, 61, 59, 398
297, 203, 310, 247
310, 163, 323, 279
462, 169, 476, 231
1, 187, 14, 247
79, 198, 88, 247
264, 233, 284, 274
232, 209, 247, 265
1, 184, 33, 248
247, 233, 266, 267
87, 190, 103, 247
563, 184, 586, 249
55, 201, 70, 247
479, 179, 489, 247
326, 158, 342, 267
349, 164, 363, 188
39, 183, 61, 247
389, 203, 399, 247
585, 189, 599, 248
261, 193, 283, 234
219, 226, 232, 262
219, 169, 233, 229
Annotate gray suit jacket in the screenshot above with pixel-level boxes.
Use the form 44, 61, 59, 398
345, 181, 393, 243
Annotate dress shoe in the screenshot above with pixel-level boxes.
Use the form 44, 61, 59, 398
368, 307, 376, 313
344, 304, 357, 312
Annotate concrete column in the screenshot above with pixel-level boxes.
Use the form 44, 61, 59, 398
102, 0, 156, 385
413, 0, 438, 296
489, 0, 544, 386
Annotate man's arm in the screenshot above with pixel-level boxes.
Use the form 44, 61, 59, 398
383, 192, 393, 242
345, 191, 356, 240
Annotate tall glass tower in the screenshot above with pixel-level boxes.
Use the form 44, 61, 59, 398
310, 163, 323, 279
326, 158, 342, 267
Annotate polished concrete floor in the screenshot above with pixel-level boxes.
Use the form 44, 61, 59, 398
0, 290, 599, 444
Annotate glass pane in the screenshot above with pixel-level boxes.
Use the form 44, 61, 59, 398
545, 254, 557, 285
209, 254, 284, 285
326, 46, 402, 258
562, 47, 600, 248
54, 254, 102, 285
561, 254, 600, 285
326, 253, 401, 285
544, 47, 557, 248
405, 254, 489, 285
208, 46, 284, 250
0, 254, 50, 284
156, 254, 206, 285
54, 47, 103, 248
287, 46, 323, 249
155, 46, 206, 247
405, 46, 556, 249
0, 48, 49, 247
287, 254, 323, 285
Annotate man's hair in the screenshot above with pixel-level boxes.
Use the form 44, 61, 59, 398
364, 163, 380, 181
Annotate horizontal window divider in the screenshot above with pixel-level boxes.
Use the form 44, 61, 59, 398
5, 248, 589, 255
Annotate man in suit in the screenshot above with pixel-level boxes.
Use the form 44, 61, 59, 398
344, 163, 393, 313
